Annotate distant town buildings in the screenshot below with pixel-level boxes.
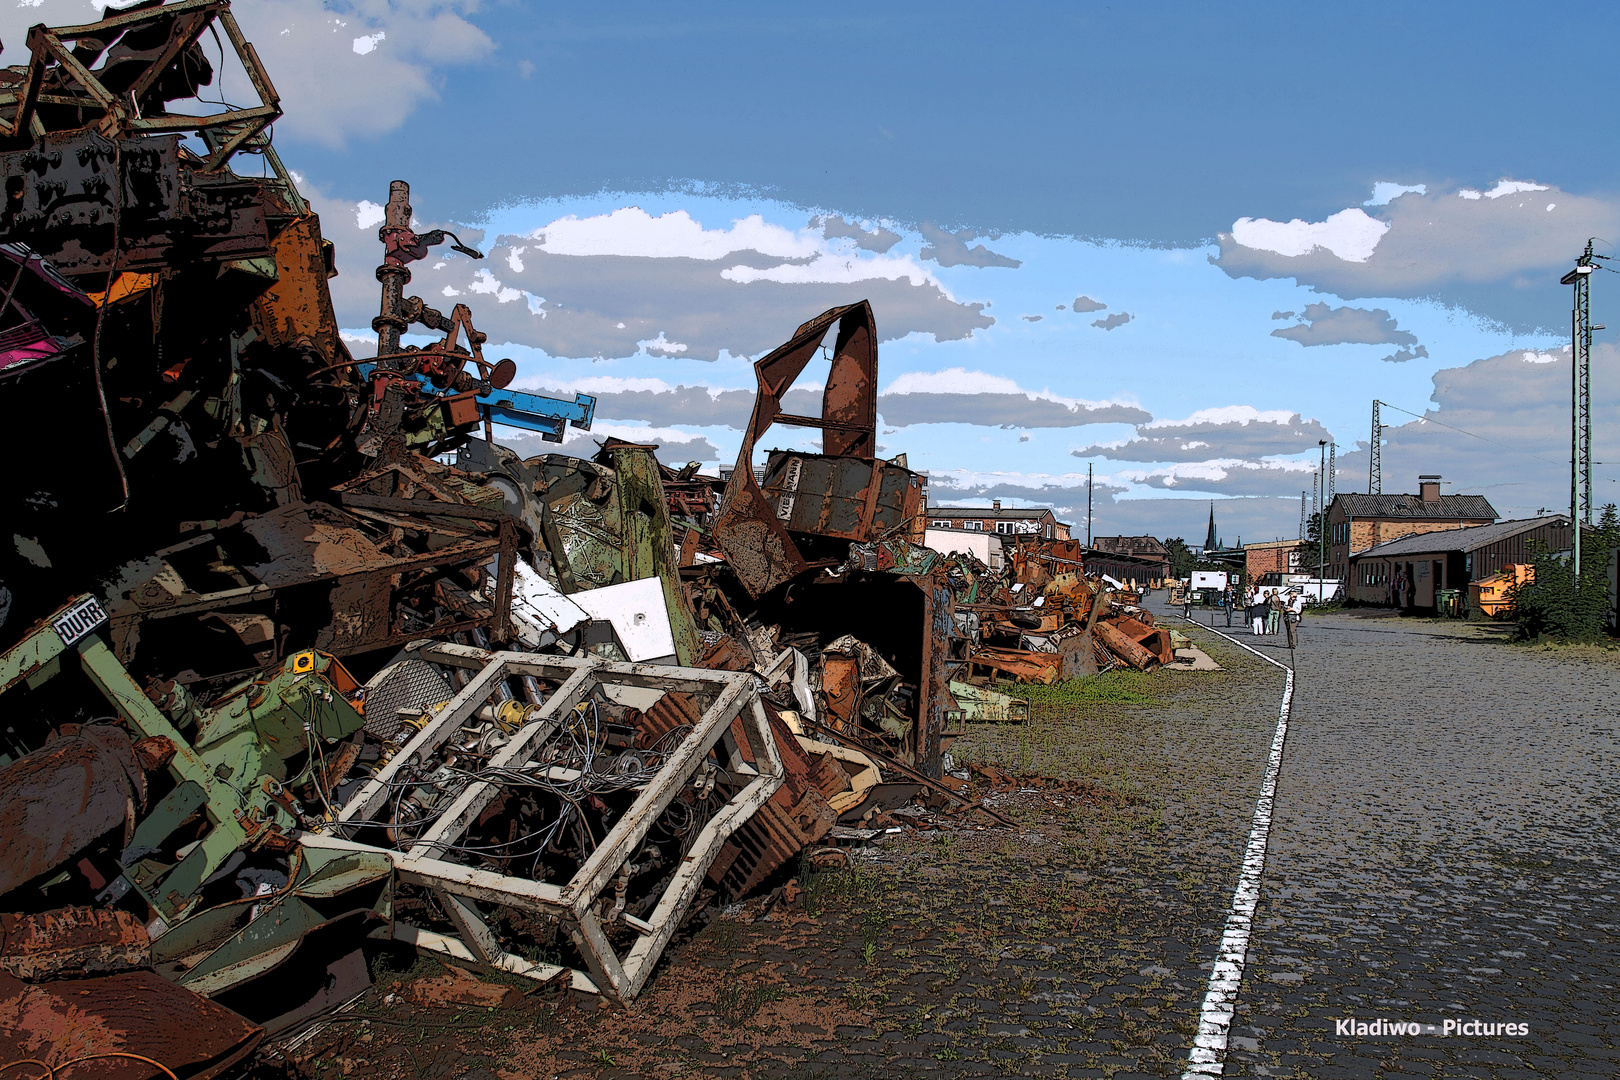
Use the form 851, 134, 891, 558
927, 500, 1070, 541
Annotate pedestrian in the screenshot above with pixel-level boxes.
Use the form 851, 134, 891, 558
1394, 568, 1409, 611
1284, 588, 1304, 649
1223, 582, 1236, 627
1182, 584, 1193, 619
1248, 588, 1265, 636
1266, 588, 1283, 635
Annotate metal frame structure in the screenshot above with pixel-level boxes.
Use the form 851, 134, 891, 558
311, 643, 784, 1003
0, 0, 280, 172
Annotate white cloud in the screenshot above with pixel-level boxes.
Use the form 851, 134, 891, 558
1366, 182, 1426, 206
881, 367, 1135, 411
721, 252, 939, 288
1521, 350, 1560, 364
638, 332, 689, 355
507, 247, 526, 273
1458, 179, 1550, 201
532, 208, 820, 260
231, 1, 493, 149
355, 200, 385, 230
468, 269, 524, 304
442, 285, 461, 296
1230, 207, 1389, 262
1142, 405, 1298, 429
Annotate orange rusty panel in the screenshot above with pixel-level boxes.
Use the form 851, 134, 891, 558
822, 654, 860, 726
254, 215, 350, 369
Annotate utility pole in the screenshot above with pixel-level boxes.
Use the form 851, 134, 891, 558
1086, 463, 1093, 546
1561, 239, 1609, 579
1369, 401, 1382, 495
1317, 439, 1328, 584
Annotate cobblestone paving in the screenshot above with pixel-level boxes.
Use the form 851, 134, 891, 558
1199, 608, 1620, 1079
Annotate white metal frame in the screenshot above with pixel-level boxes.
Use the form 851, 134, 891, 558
305, 643, 783, 1002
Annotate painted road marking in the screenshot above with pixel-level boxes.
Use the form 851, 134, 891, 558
1177, 618, 1294, 1078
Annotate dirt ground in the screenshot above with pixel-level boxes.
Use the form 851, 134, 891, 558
256, 626, 1286, 1080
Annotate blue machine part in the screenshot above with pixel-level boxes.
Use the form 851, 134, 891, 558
359, 364, 595, 442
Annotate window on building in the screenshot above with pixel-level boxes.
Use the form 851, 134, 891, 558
930, 520, 952, 528
995, 521, 1014, 534
963, 521, 982, 530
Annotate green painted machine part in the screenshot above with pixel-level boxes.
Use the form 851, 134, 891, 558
1, 594, 368, 924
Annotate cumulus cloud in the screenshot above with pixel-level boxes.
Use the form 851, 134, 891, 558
1072, 296, 1108, 313
1270, 302, 1418, 348
1074, 407, 1333, 463
531, 208, 819, 261
917, 223, 1022, 269
1230, 207, 1389, 263
1214, 180, 1620, 332
1092, 312, 1132, 330
243, 1, 491, 148
308, 188, 993, 361
1127, 458, 1318, 497
876, 368, 1149, 429
1022, 315, 1043, 322
814, 215, 902, 253
1334, 343, 1620, 519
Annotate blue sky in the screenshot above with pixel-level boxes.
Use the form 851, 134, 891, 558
12, 0, 1617, 543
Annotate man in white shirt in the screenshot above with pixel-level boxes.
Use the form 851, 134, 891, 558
1284, 589, 1305, 649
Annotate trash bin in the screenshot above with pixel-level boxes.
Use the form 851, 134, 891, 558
1435, 588, 1461, 618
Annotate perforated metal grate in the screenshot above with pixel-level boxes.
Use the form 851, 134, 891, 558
362, 657, 454, 743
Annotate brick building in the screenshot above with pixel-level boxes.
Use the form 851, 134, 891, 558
927, 500, 1070, 541
1090, 535, 1171, 581
1244, 538, 1307, 581
1325, 477, 1497, 584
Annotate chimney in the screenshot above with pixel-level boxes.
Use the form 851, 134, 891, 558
992, 499, 1001, 511
1419, 475, 1441, 503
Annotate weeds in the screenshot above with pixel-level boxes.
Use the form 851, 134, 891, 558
997, 670, 1157, 707
714, 971, 784, 1025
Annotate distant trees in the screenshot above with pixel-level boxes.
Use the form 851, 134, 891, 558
1512, 503, 1619, 641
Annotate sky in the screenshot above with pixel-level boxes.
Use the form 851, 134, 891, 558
10, 0, 1620, 545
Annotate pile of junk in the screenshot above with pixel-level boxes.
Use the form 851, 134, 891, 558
0, 2, 1171, 1072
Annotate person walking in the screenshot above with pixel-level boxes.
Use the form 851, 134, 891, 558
1394, 568, 1409, 612
1265, 588, 1283, 635
1223, 582, 1236, 627
1248, 587, 1265, 636
1284, 588, 1304, 649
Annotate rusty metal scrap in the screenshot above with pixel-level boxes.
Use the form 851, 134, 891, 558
0, 907, 150, 981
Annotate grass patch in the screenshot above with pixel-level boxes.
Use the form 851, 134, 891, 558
996, 670, 1156, 707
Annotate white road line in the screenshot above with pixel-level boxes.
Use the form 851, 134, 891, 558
1176, 617, 1295, 1078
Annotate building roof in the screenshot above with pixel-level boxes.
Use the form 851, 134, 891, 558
1091, 535, 1169, 556
1331, 492, 1497, 521
1351, 515, 1569, 560
1243, 538, 1304, 551
928, 506, 1056, 520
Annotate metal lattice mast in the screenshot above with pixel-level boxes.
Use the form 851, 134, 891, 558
1562, 239, 1608, 577
1370, 400, 1382, 495
1299, 490, 1307, 541
1328, 442, 1337, 503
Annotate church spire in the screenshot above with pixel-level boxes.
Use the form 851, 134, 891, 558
1204, 501, 1218, 550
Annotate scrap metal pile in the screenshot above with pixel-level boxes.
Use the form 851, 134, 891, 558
0, 1, 1160, 1069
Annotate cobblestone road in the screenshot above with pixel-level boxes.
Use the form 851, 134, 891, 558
1177, 606, 1620, 1079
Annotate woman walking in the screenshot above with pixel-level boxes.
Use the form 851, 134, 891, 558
1248, 587, 1265, 636
1265, 588, 1284, 635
